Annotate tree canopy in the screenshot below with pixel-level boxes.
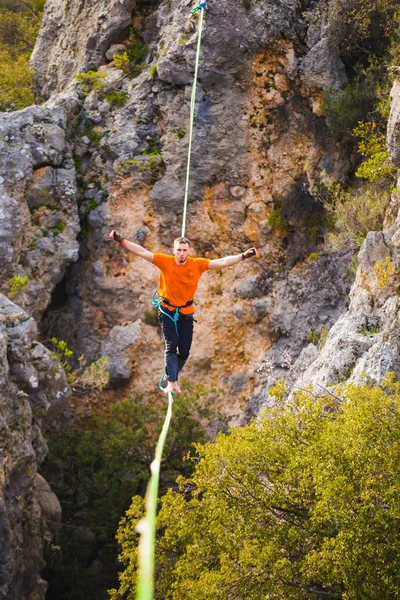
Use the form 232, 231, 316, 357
113, 377, 400, 599
0, 0, 44, 111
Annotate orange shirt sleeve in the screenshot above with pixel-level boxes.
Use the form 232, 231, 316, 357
153, 253, 169, 269
194, 257, 210, 274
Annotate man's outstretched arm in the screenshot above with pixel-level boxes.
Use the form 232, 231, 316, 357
208, 248, 257, 270
108, 230, 154, 263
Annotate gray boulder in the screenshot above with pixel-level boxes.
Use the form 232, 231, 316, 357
101, 321, 142, 384
299, 37, 348, 91
31, 0, 136, 101
105, 43, 127, 61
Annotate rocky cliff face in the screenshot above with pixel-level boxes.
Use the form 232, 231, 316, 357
27, 0, 353, 406
2, 0, 400, 595
0, 295, 66, 600
0, 106, 80, 322
251, 81, 400, 412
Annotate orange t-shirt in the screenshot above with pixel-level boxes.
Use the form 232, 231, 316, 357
152, 253, 210, 314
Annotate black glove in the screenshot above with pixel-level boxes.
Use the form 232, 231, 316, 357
113, 231, 125, 244
242, 248, 256, 260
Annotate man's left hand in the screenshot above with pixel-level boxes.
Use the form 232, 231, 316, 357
242, 248, 257, 260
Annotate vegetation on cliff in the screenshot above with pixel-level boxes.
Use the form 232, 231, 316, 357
41, 383, 218, 600
113, 377, 400, 600
318, 0, 400, 247
0, 0, 45, 111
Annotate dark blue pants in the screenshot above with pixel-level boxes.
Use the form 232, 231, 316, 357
159, 308, 194, 382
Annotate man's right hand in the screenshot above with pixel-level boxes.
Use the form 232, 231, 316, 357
109, 230, 124, 244
108, 231, 154, 263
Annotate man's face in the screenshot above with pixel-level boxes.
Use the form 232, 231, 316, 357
174, 242, 190, 264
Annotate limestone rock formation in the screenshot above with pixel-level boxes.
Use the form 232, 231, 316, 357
245, 248, 354, 417
31, 0, 136, 101
286, 214, 400, 389
0, 106, 80, 321
273, 81, 400, 402
0, 295, 69, 600
28, 0, 353, 405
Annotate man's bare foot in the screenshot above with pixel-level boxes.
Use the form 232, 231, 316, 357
163, 380, 181, 394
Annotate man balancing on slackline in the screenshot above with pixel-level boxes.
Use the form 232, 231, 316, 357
109, 230, 257, 395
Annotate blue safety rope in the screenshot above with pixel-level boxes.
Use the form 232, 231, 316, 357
152, 291, 180, 335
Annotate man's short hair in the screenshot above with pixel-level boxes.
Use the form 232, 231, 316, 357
173, 236, 191, 246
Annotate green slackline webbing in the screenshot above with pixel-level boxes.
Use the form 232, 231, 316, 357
182, 7, 205, 238
136, 10, 205, 600
136, 391, 174, 600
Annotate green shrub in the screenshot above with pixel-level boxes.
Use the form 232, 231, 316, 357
0, 4, 42, 53
126, 155, 162, 182
75, 70, 108, 96
128, 34, 147, 62
304, 213, 334, 243
175, 128, 186, 139
144, 307, 158, 326
326, 0, 400, 61
141, 146, 161, 156
149, 64, 157, 79
373, 255, 396, 288
305, 325, 330, 348
267, 199, 288, 234
86, 199, 98, 213
0, 50, 35, 111
353, 121, 397, 182
322, 78, 378, 144
105, 89, 128, 108
49, 337, 73, 378
178, 35, 191, 45
83, 124, 101, 147
49, 337, 109, 390
73, 154, 83, 172
113, 32, 148, 78
52, 220, 65, 235
113, 51, 131, 74
334, 185, 391, 245
7, 275, 28, 299
310, 176, 392, 246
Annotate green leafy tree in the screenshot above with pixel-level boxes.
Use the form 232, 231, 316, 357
326, 0, 400, 63
113, 377, 400, 600
0, 0, 44, 111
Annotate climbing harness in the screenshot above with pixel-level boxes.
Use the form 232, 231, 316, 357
152, 291, 180, 334
160, 296, 194, 309
136, 4, 207, 599
151, 291, 193, 335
